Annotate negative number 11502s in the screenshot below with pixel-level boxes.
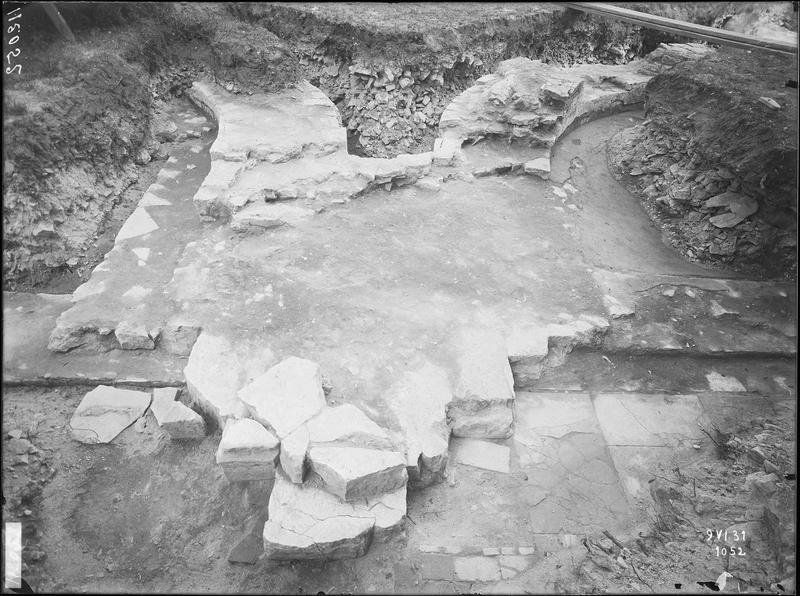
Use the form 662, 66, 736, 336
6, 6, 22, 75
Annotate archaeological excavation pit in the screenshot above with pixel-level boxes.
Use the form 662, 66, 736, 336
2, 2, 797, 594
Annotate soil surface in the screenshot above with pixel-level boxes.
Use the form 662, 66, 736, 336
2, 3, 797, 594
607, 45, 798, 280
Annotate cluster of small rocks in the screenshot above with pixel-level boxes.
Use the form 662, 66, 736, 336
3, 426, 56, 574
607, 123, 787, 267
296, 50, 487, 157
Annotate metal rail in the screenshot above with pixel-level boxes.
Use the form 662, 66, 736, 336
561, 2, 797, 55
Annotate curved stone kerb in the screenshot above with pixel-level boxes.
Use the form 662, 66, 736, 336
433, 43, 714, 178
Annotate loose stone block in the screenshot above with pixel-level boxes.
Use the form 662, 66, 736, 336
215, 418, 280, 482
115, 320, 155, 350
150, 387, 205, 440
523, 157, 551, 180
449, 328, 515, 439
70, 386, 152, 444
262, 471, 406, 561
386, 362, 453, 488
184, 332, 248, 427
160, 319, 202, 356
305, 403, 394, 449
280, 425, 309, 484
451, 438, 511, 473
308, 446, 407, 502
238, 356, 326, 439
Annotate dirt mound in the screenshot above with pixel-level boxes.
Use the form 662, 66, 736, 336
3, 52, 151, 289
607, 46, 797, 280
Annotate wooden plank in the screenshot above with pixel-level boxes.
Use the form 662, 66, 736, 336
562, 2, 797, 55
41, 2, 77, 43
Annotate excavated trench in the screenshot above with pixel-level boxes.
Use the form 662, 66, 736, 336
3, 4, 797, 593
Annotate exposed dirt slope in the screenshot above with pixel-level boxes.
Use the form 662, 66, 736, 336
608, 46, 797, 279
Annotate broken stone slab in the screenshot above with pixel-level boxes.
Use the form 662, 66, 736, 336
262, 471, 406, 561
450, 438, 511, 473
704, 191, 758, 218
280, 425, 309, 484
238, 356, 326, 439
70, 385, 152, 444
114, 319, 156, 350
432, 136, 463, 166
184, 332, 248, 427
305, 403, 395, 450
709, 212, 748, 229
506, 326, 551, 386
160, 318, 202, 357
523, 157, 551, 180
215, 418, 280, 482
150, 387, 206, 440
114, 207, 159, 243
308, 445, 408, 502
386, 362, 453, 488
602, 294, 635, 319
449, 328, 515, 439
230, 202, 315, 232
193, 161, 248, 216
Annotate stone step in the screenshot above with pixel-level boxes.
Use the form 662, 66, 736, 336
592, 269, 797, 356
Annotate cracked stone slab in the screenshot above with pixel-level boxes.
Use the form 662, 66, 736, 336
150, 387, 206, 440
215, 418, 280, 482
451, 438, 510, 473
114, 319, 156, 350
70, 385, 152, 444
308, 446, 407, 502
386, 361, 453, 488
519, 427, 632, 534
305, 403, 395, 450
449, 328, 515, 439
262, 471, 406, 561
230, 202, 316, 232
280, 425, 309, 484
593, 393, 708, 447
238, 356, 326, 439
184, 332, 248, 427
514, 392, 602, 448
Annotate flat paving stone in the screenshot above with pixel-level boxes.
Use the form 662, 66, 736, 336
514, 392, 601, 446
3, 292, 187, 386
593, 393, 708, 447
450, 438, 510, 473
607, 444, 711, 520
518, 430, 632, 534
453, 556, 501, 582
70, 385, 152, 444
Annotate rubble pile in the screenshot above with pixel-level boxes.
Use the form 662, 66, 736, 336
608, 124, 783, 266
